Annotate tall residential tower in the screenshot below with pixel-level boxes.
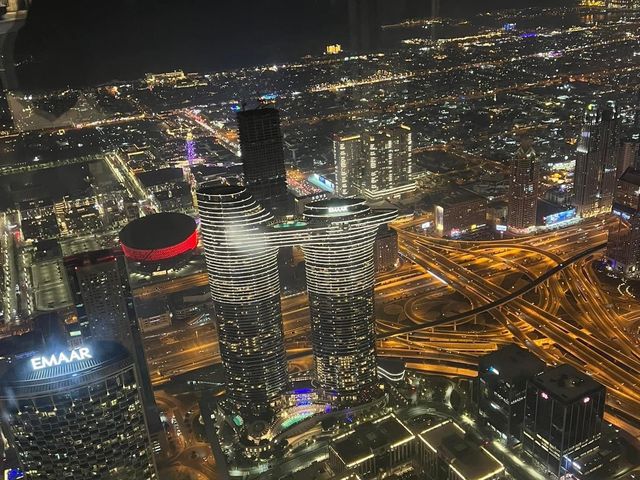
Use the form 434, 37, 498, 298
334, 125, 414, 200
196, 185, 396, 416
507, 140, 540, 231
574, 102, 619, 218
302, 199, 396, 403
196, 186, 288, 418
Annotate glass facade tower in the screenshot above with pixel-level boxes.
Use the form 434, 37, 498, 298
196, 185, 397, 415
0, 341, 157, 479
196, 186, 288, 418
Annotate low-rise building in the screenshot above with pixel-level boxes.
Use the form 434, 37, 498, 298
434, 188, 487, 238
328, 415, 415, 479
417, 420, 505, 480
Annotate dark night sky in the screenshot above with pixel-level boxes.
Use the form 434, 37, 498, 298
14, 0, 571, 91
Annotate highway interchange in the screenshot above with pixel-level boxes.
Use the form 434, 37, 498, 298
145, 215, 640, 439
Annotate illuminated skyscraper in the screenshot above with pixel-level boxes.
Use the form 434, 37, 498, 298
64, 250, 134, 346
185, 131, 196, 165
333, 125, 414, 200
334, 133, 362, 197
0, 341, 158, 479
196, 185, 288, 418
237, 107, 289, 216
196, 185, 396, 414
302, 199, 396, 403
507, 140, 540, 231
477, 345, 545, 445
64, 249, 165, 455
574, 102, 619, 218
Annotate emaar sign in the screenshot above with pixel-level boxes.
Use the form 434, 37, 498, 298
31, 348, 92, 370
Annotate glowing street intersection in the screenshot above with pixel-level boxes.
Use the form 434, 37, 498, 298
146, 216, 640, 439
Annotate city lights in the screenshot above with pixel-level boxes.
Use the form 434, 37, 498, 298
0, 1, 639, 479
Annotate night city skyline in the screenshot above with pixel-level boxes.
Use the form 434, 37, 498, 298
0, 1, 640, 480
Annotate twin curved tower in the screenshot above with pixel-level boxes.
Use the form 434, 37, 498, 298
196, 185, 397, 417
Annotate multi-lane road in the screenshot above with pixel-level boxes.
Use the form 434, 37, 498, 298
384, 217, 640, 437
145, 216, 640, 438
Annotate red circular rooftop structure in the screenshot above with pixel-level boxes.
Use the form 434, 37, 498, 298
119, 212, 198, 263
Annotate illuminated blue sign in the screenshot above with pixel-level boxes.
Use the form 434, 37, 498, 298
5, 469, 25, 480
613, 209, 632, 221
520, 32, 537, 38
543, 208, 576, 226
489, 366, 500, 376
309, 173, 335, 193
293, 388, 312, 395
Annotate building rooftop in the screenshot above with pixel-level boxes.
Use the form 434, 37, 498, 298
197, 184, 246, 197
435, 188, 486, 207
0, 341, 132, 398
620, 167, 640, 188
136, 167, 184, 187
119, 212, 197, 253
479, 345, 545, 385
331, 415, 414, 468
419, 420, 504, 480
530, 364, 605, 404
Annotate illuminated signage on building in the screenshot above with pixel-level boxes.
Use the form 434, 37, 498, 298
543, 208, 576, 226
31, 348, 92, 370
329, 206, 349, 213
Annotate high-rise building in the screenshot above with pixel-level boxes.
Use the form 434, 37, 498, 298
374, 224, 398, 273
302, 199, 396, 404
477, 345, 545, 445
507, 141, 540, 231
616, 135, 640, 178
196, 185, 397, 415
196, 185, 288, 418
522, 364, 606, 477
574, 102, 619, 218
237, 107, 289, 216
64, 250, 134, 346
333, 125, 414, 200
334, 133, 362, 197
0, 341, 158, 479
608, 167, 640, 278
63, 249, 165, 455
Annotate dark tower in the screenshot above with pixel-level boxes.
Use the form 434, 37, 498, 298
348, 0, 380, 52
507, 140, 540, 231
237, 107, 289, 217
523, 364, 605, 477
